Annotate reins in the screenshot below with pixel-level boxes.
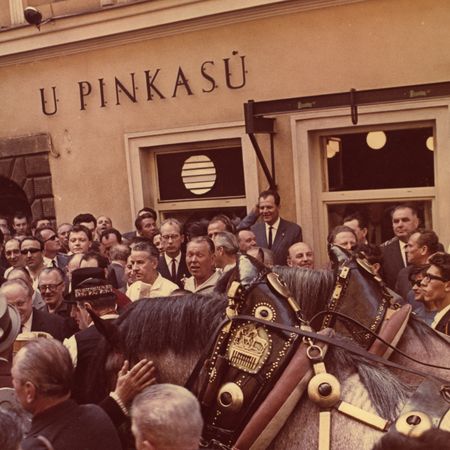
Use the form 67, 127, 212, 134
186, 311, 450, 395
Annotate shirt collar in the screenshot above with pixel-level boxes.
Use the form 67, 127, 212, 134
265, 217, 281, 231
431, 303, 450, 329
164, 252, 181, 265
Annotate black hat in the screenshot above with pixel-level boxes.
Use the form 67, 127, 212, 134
65, 267, 106, 304
73, 278, 115, 305
0, 297, 21, 353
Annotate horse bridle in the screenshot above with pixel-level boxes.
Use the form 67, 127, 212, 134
226, 313, 450, 450
188, 258, 450, 450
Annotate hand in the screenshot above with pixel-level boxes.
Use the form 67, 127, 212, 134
113, 358, 157, 406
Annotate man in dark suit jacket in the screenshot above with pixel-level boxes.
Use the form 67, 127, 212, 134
157, 218, 190, 288
12, 339, 122, 450
251, 190, 302, 266
35, 226, 70, 271
0, 278, 69, 341
380, 205, 420, 290
421, 252, 450, 335
395, 229, 440, 299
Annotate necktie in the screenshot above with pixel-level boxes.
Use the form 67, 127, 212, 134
52, 259, 57, 268
171, 258, 177, 281
268, 226, 273, 249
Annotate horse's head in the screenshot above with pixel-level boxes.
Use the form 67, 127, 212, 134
225, 253, 302, 326
320, 246, 403, 348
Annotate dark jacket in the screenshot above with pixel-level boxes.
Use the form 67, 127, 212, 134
157, 253, 190, 288
31, 308, 69, 341
21, 399, 122, 450
251, 218, 303, 266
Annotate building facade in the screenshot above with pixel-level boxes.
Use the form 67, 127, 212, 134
1, 0, 449, 265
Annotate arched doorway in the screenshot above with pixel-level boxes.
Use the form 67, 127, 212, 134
0, 176, 31, 219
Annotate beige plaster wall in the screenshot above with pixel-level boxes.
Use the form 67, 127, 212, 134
0, 0, 449, 230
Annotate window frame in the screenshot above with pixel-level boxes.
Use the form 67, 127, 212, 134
124, 121, 259, 223
291, 99, 450, 266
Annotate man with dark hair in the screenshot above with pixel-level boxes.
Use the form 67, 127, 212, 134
68, 225, 92, 254
1, 279, 67, 340
184, 236, 220, 294
12, 212, 30, 237
12, 338, 122, 449
380, 204, 420, 289
35, 225, 69, 271
100, 228, 122, 259
251, 189, 302, 266
123, 208, 158, 242
127, 242, 177, 300
135, 214, 158, 240
421, 252, 450, 334
4, 238, 25, 276
72, 213, 97, 230
157, 218, 189, 288
20, 236, 45, 289
343, 212, 368, 245
395, 229, 440, 299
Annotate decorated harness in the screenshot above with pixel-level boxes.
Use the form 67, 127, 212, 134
188, 249, 450, 450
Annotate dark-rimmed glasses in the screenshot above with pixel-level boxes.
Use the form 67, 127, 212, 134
423, 272, 448, 283
38, 281, 64, 292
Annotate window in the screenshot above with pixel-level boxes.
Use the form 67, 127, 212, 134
292, 100, 450, 265
124, 122, 258, 225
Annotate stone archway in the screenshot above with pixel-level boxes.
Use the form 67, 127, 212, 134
0, 134, 56, 220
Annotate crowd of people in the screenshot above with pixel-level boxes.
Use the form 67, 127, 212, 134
0, 188, 449, 449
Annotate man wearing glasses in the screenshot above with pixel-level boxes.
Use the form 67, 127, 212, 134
19, 236, 45, 290
38, 267, 78, 337
1, 278, 68, 341
421, 252, 450, 335
35, 226, 70, 271
157, 218, 189, 288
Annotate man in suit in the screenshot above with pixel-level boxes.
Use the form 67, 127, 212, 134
251, 189, 302, 266
64, 276, 120, 403
395, 229, 440, 299
421, 252, 450, 335
1, 279, 68, 341
157, 218, 189, 288
123, 207, 158, 242
379, 204, 420, 289
11, 338, 122, 450
35, 226, 70, 271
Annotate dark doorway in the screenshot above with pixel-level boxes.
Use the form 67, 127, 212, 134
0, 177, 31, 219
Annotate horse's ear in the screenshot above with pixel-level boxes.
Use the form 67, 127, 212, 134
86, 309, 123, 351
328, 244, 351, 265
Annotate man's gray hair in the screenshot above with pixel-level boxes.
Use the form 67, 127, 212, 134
131, 384, 203, 450
213, 231, 239, 255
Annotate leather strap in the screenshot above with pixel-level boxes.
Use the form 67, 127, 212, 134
231, 315, 450, 381
233, 329, 331, 450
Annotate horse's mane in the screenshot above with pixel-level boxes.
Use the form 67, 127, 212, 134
326, 340, 413, 421
117, 293, 227, 358
273, 266, 335, 321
